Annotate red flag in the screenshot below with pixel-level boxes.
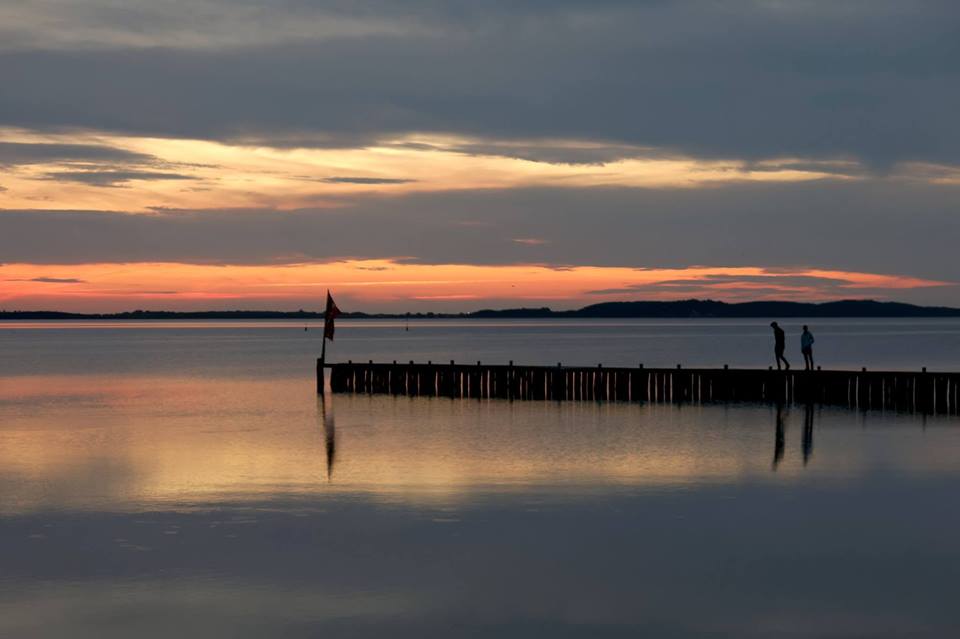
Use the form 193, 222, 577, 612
323, 291, 341, 341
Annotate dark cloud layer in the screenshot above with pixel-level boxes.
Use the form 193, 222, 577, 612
0, 142, 156, 167
1, 1, 958, 166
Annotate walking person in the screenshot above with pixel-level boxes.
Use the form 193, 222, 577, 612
801, 325, 815, 370
770, 321, 790, 370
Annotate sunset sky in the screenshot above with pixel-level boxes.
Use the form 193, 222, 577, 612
2, 1, 958, 312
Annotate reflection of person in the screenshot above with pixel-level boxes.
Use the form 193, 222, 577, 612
772, 404, 785, 470
801, 325, 815, 370
802, 403, 814, 465
770, 321, 790, 370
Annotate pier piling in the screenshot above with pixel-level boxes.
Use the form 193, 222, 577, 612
320, 361, 960, 415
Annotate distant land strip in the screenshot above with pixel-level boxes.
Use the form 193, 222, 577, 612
4, 300, 960, 320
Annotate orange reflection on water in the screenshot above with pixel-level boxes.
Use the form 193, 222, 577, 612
2, 374, 957, 514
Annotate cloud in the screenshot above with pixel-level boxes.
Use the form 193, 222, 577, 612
0, 1, 958, 167
441, 142, 656, 166
0, 142, 155, 167
40, 170, 198, 187
744, 160, 865, 177
583, 273, 928, 298
512, 238, 549, 246
7, 277, 86, 283
321, 176, 416, 185
589, 274, 856, 294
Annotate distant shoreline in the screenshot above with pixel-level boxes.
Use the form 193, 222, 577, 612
4, 299, 960, 320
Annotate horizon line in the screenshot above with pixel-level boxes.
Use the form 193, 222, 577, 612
4, 298, 960, 318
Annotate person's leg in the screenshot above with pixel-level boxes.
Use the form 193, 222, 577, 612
775, 349, 782, 370
776, 348, 789, 370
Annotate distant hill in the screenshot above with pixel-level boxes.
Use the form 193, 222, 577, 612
471, 299, 960, 318
570, 299, 960, 318
3, 299, 960, 320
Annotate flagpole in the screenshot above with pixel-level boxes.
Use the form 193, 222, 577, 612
318, 296, 328, 394
318, 290, 340, 395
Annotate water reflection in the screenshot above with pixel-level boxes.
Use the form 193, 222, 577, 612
771, 403, 817, 471
803, 403, 815, 466
3, 375, 960, 514
2, 376, 960, 637
4, 324, 960, 637
773, 404, 786, 470
319, 394, 337, 481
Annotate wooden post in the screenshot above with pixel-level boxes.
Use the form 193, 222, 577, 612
317, 335, 328, 394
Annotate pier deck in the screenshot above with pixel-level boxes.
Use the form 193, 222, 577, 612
320, 360, 960, 415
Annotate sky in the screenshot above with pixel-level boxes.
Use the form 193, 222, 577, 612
1, 0, 958, 312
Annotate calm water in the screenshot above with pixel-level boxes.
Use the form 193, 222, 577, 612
1, 319, 959, 637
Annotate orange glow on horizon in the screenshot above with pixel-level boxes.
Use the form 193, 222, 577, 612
0, 260, 949, 313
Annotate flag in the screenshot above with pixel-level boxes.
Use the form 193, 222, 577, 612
323, 291, 341, 341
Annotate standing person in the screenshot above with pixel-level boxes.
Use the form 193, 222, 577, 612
801, 325, 815, 370
770, 321, 790, 370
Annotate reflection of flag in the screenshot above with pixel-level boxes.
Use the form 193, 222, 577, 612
323, 291, 341, 341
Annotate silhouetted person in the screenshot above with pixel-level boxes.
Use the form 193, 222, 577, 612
772, 404, 785, 470
801, 325, 815, 370
770, 321, 790, 370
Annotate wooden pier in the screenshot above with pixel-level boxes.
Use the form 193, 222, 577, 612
320, 360, 960, 415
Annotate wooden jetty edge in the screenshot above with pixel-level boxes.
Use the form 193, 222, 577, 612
319, 360, 960, 415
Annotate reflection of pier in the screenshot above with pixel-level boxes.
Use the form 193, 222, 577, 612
321, 361, 960, 415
